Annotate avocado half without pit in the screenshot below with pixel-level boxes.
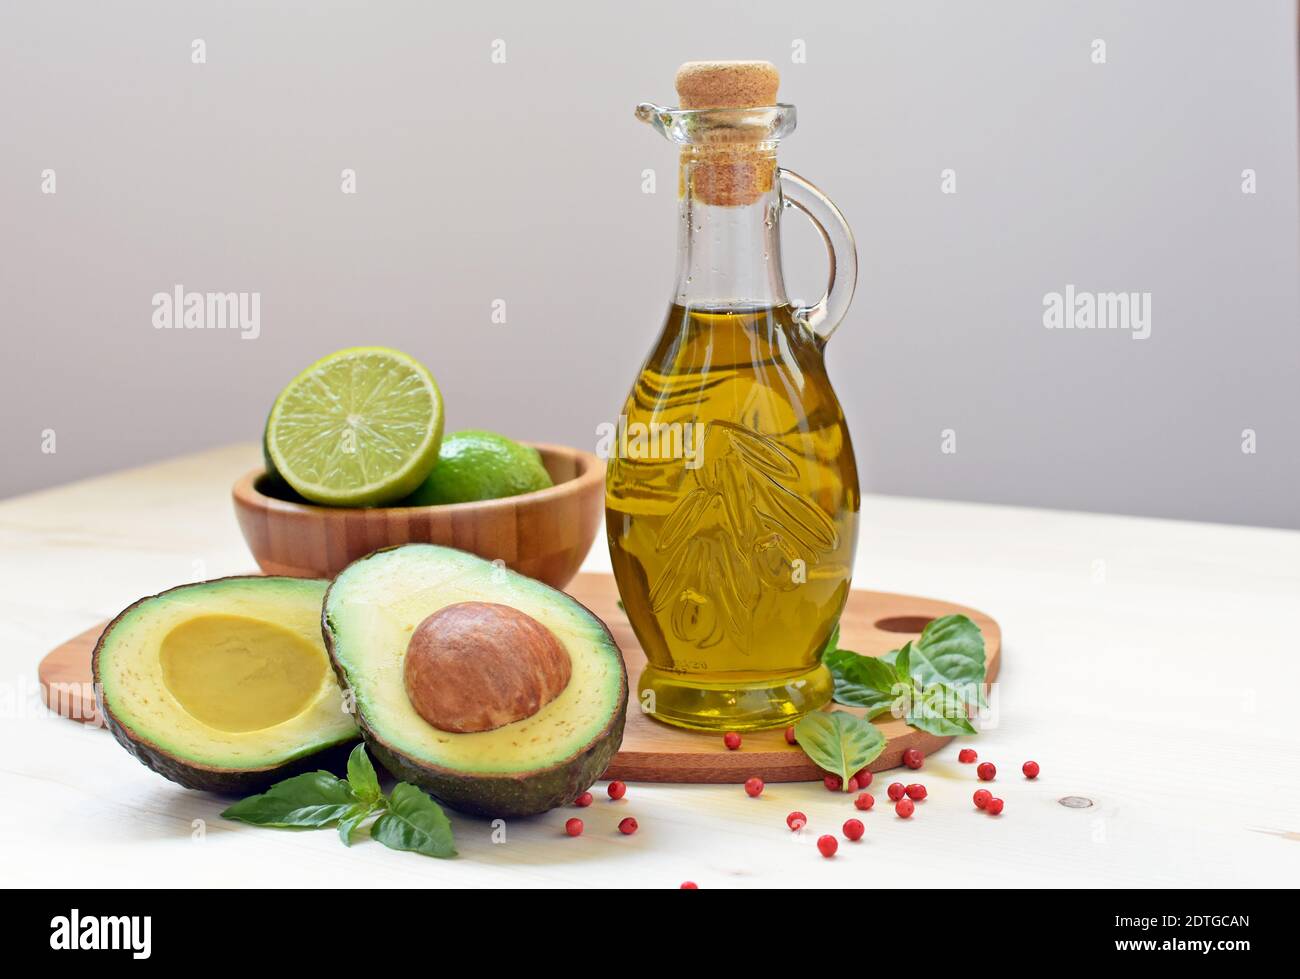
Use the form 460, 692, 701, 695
324, 544, 628, 818
93, 577, 359, 793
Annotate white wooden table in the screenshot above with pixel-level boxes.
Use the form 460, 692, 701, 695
2, 445, 1297, 888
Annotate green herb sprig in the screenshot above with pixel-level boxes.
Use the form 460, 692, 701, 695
823, 614, 986, 737
221, 745, 455, 858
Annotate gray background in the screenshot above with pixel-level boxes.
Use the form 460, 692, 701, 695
3, 0, 1297, 528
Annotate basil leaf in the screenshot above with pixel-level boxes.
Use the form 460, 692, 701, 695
893, 642, 911, 683
221, 771, 356, 827
906, 615, 986, 706
825, 647, 899, 717
793, 712, 886, 789
908, 710, 978, 737
827, 616, 987, 723
370, 783, 456, 858
346, 744, 381, 806
337, 805, 370, 847
905, 682, 979, 736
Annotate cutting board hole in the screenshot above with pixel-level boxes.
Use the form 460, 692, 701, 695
874, 615, 933, 634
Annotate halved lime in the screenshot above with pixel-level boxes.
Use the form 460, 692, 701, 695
265, 347, 443, 507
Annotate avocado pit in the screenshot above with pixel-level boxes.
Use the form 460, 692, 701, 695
403, 601, 572, 733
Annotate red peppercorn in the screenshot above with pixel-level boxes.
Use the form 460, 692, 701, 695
565, 818, 583, 837
786, 811, 807, 831
958, 748, 978, 763
854, 792, 875, 811
853, 768, 873, 787
986, 797, 1005, 815
973, 789, 992, 809
842, 818, 865, 841
723, 732, 742, 751
784, 726, 798, 745
895, 798, 915, 818
902, 748, 924, 769
824, 774, 842, 792
977, 762, 996, 782
680, 881, 698, 889
887, 781, 906, 801
1023, 760, 1040, 779
845, 776, 859, 793
574, 791, 593, 807
905, 783, 927, 801
817, 834, 838, 857
607, 780, 627, 800
618, 816, 638, 835
744, 776, 764, 797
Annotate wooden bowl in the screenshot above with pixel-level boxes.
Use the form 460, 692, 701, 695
232, 443, 605, 588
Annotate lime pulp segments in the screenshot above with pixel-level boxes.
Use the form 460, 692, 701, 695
265, 347, 444, 506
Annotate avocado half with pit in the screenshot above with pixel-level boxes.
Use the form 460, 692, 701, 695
94, 576, 359, 793
324, 544, 628, 818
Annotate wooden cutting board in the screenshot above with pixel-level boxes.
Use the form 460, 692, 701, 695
38, 572, 1000, 783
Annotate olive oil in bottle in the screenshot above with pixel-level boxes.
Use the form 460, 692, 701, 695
606, 305, 859, 730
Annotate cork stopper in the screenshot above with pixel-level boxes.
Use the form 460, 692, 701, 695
674, 61, 780, 207
675, 61, 780, 109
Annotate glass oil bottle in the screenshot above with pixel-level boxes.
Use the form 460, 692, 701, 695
606, 62, 861, 731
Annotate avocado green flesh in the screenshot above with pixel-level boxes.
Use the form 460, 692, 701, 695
324, 545, 627, 817
94, 577, 359, 793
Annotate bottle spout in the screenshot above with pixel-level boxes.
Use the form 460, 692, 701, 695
635, 101, 797, 148
635, 102, 674, 140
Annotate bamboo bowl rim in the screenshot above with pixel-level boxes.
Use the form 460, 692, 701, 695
232, 441, 605, 517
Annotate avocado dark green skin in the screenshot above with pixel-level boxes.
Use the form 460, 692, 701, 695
361, 705, 625, 819
98, 710, 354, 795
92, 576, 359, 795
321, 548, 629, 818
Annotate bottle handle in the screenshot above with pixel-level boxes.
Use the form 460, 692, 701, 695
778, 169, 858, 342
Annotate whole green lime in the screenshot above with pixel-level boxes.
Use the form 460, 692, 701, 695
400, 430, 553, 506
